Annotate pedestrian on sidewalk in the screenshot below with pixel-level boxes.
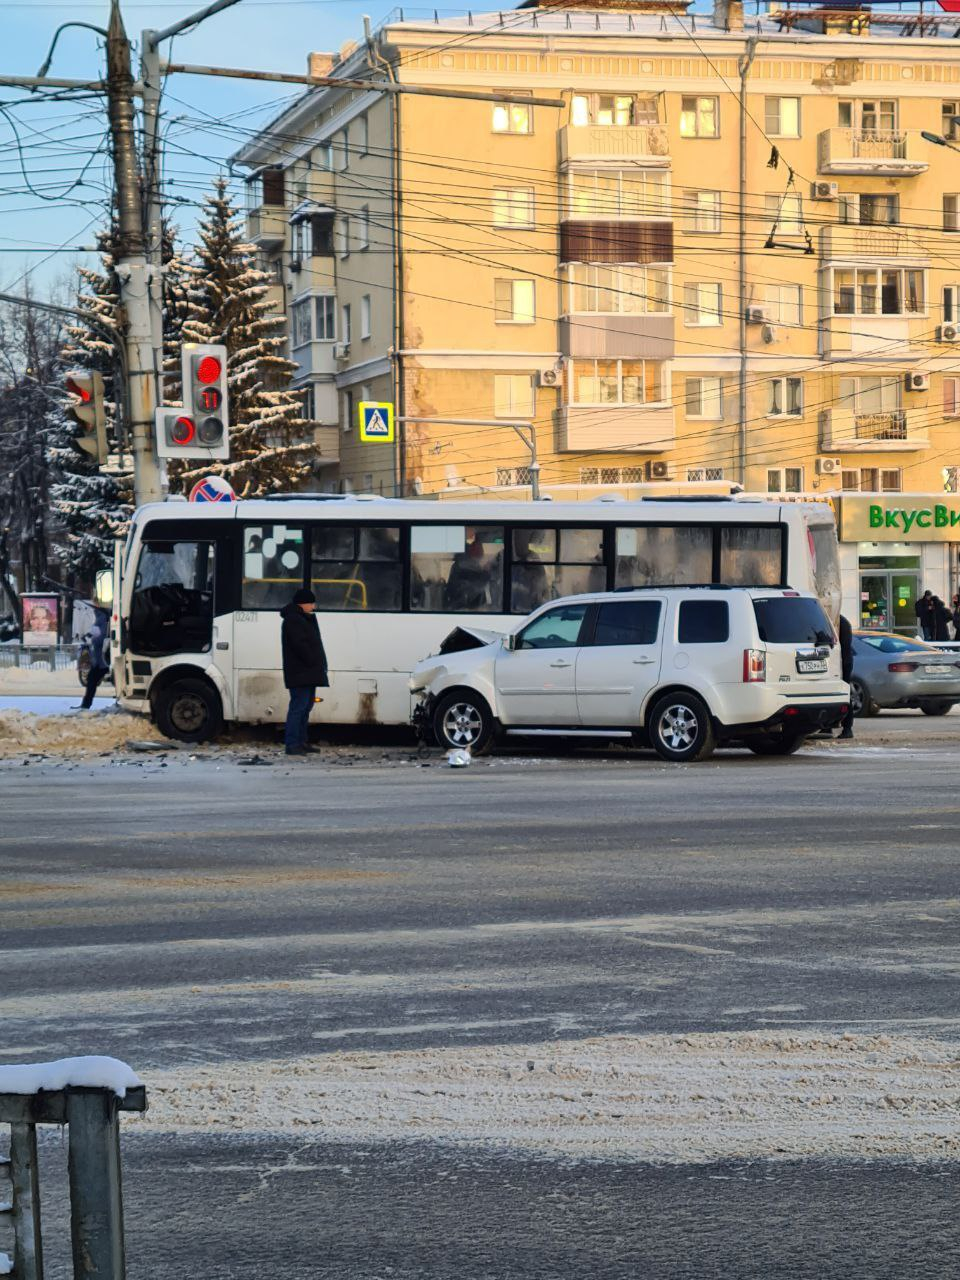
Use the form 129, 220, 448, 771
916, 589, 935, 641
280, 587, 329, 756
932, 596, 952, 643
75, 601, 111, 711
952, 595, 960, 641
838, 613, 855, 740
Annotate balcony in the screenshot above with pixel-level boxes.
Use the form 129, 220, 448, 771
817, 129, 929, 176
560, 314, 674, 360
819, 407, 929, 451
247, 205, 287, 248
559, 124, 670, 167
557, 404, 675, 453
820, 224, 924, 260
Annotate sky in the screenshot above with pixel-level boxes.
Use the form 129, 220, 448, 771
0, 0, 435, 298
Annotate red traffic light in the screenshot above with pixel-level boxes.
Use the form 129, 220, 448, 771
171, 416, 196, 445
66, 376, 92, 403
196, 356, 222, 385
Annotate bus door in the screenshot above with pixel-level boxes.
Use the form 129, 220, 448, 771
129, 539, 216, 658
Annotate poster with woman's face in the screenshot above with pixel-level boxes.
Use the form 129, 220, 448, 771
21, 594, 59, 645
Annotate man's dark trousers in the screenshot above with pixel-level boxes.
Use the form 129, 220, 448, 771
285, 685, 315, 751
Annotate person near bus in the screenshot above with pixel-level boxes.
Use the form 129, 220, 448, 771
932, 596, 952, 643
916, 590, 935, 641
952, 595, 960, 641
76, 602, 111, 712
280, 588, 329, 756
838, 613, 854, 741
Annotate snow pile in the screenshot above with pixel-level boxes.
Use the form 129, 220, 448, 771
0, 708, 163, 757
0, 1253, 11, 1276
0, 1056, 140, 1098
0, 664, 78, 695
130, 1032, 960, 1162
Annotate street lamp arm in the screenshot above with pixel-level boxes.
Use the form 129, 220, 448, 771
36, 22, 108, 78
921, 130, 960, 154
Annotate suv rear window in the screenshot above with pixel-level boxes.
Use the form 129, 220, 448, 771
678, 600, 729, 643
753, 596, 833, 645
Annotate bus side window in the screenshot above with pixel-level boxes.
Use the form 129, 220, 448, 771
719, 526, 782, 586
509, 527, 605, 614
241, 524, 305, 608
410, 525, 504, 612
310, 525, 402, 611
614, 526, 712, 587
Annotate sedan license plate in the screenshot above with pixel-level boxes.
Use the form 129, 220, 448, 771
924, 664, 947, 675
797, 658, 827, 674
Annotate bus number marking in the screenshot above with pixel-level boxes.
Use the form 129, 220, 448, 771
236, 611, 257, 623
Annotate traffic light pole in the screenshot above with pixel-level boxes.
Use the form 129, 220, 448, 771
105, 0, 162, 506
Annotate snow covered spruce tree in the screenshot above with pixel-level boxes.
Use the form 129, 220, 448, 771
176, 177, 312, 496
47, 230, 132, 585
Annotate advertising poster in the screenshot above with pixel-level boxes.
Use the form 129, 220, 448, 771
20, 593, 59, 646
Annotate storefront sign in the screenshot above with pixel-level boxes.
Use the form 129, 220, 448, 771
840, 495, 960, 543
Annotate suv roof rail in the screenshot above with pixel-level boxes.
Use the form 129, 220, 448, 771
613, 583, 736, 592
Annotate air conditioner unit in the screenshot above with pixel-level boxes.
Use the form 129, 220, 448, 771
761, 323, 778, 345
905, 371, 929, 392
816, 456, 842, 476
811, 180, 839, 201
938, 324, 959, 343
646, 460, 676, 481
745, 305, 769, 324
333, 343, 350, 360
537, 368, 560, 387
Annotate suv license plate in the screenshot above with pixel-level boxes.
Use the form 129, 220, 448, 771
797, 658, 827, 674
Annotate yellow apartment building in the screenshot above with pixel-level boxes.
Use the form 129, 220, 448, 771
233, 0, 960, 618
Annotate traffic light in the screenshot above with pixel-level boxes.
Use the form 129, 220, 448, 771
155, 344, 230, 460
65, 370, 108, 464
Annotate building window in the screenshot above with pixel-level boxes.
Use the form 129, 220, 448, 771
579, 466, 645, 484
494, 278, 536, 324
496, 466, 532, 486
341, 303, 351, 346
494, 374, 534, 418
767, 467, 803, 494
944, 285, 959, 322
261, 168, 285, 206
492, 101, 532, 134
570, 359, 664, 406
314, 142, 333, 171
881, 469, 902, 492
356, 115, 368, 155
569, 169, 667, 219
335, 216, 348, 258
570, 93, 658, 127
764, 96, 800, 138
832, 267, 924, 315
839, 375, 902, 418
945, 194, 960, 233
943, 101, 960, 141
685, 377, 723, 420
679, 95, 718, 138
300, 385, 315, 421
767, 377, 803, 417
341, 388, 354, 432
311, 213, 335, 256
765, 284, 802, 326
683, 282, 722, 327
764, 192, 804, 236
360, 294, 371, 340
291, 298, 311, 348
945, 376, 960, 418
839, 192, 899, 226
492, 188, 535, 228
686, 466, 725, 482
315, 295, 336, 340
683, 189, 721, 233
841, 467, 900, 492
357, 206, 370, 250
839, 99, 897, 133
567, 263, 669, 314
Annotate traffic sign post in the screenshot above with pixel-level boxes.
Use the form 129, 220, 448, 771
358, 401, 395, 444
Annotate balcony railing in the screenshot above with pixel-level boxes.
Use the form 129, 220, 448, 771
247, 205, 287, 247
817, 129, 929, 176
819, 224, 920, 260
557, 404, 675, 453
559, 124, 670, 166
820, 407, 928, 450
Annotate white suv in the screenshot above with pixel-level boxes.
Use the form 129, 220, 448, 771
410, 586, 849, 763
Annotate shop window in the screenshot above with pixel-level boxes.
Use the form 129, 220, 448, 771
310, 526, 401, 611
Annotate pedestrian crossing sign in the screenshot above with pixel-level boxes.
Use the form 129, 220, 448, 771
358, 401, 395, 444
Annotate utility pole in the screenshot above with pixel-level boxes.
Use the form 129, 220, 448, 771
105, 0, 162, 505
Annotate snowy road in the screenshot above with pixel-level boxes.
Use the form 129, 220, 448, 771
3, 730, 960, 1275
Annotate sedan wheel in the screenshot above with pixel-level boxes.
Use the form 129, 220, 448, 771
849, 678, 879, 718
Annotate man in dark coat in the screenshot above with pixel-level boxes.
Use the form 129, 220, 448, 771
838, 613, 854, 740
280, 588, 329, 756
916, 590, 934, 641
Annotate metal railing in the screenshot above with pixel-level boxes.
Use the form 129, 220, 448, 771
855, 410, 908, 441
1, 1084, 146, 1280
0, 644, 80, 673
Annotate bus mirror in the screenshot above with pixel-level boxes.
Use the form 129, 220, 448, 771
94, 568, 114, 606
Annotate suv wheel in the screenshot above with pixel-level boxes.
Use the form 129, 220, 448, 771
155, 678, 223, 743
648, 692, 716, 763
432, 690, 495, 755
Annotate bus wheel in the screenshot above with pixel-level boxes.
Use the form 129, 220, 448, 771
432, 690, 494, 756
155, 679, 223, 743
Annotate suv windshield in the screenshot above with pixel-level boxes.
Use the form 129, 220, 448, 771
753, 596, 833, 645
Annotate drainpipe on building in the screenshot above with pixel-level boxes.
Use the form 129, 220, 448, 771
737, 33, 759, 488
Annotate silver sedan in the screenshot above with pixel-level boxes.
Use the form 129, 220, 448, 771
850, 631, 960, 717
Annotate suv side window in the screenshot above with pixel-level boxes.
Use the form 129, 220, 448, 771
590, 600, 661, 647
516, 603, 589, 649
678, 599, 729, 643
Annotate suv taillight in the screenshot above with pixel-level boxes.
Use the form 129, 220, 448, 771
743, 649, 766, 683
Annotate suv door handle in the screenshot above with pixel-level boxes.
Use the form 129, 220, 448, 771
549, 659, 572, 668
633, 657, 656, 665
